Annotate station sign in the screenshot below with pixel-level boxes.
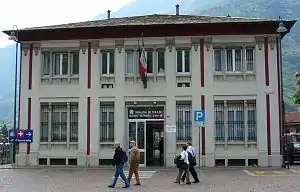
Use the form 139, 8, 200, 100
128, 107, 164, 119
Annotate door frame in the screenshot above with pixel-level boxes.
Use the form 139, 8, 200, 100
128, 120, 147, 167
128, 119, 165, 167
126, 105, 165, 167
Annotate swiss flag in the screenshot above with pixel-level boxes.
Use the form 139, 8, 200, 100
17, 130, 24, 138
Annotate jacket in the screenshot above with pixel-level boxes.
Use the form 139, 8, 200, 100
129, 146, 140, 164
112, 147, 126, 166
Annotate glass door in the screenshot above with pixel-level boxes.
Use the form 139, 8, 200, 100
128, 121, 146, 166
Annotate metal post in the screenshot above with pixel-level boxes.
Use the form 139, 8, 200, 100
12, 41, 18, 164
198, 126, 201, 169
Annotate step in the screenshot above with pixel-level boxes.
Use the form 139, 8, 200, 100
112, 170, 156, 179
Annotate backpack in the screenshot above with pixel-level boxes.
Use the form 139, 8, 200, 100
123, 151, 128, 163
187, 151, 197, 166
174, 155, 181, 165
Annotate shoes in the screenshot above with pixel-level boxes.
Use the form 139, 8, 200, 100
108, 185, 114, 188
174, 181, 180, 184
193, 180, 200, 183
134, 183, 141, 186
123, 185, 130, 188
186, 182, 191, 185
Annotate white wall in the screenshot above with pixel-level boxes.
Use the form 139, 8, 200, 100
17, 35, 281, 167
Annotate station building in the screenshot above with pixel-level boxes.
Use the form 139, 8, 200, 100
2, 7, 296, 167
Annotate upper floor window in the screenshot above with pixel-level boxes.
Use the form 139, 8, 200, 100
157, 50, 165, 74
42, 51, 79, 77
125, 49, 165, 76
214, 47, 254, 72
145, 51, 153, 74
176, 50, 190, 73
126, 51, 135, 75
101, 51, 114, 75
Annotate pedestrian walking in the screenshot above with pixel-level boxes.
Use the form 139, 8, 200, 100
181, 141, 200, 183
174, 144, 191, 184
108, 143, 130, 188
127, 141, 141, 185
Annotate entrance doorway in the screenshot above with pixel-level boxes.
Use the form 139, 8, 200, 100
127, 106, 165, 167
146, 121, 164, 166
128, 120, 164, 167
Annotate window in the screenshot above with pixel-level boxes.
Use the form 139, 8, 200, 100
214, 103, 225, 141
226, 48, 242, 72
214, 101, 257, 142
41, 51, 79, 77
145, 51, 153, 74
71, 52, 79, 75
247, 103, 257, 141
246, 48, 254, 71
214, 49, 222, 72
176, 50, 190, 73
100, 102, 114, 142
40, 102, 78, 143
126, 51, 135, 74
157, 50, 165, 74
101, 52, 114, 75
42, 52, 50, 75
213, 47, 255, 72
176, 102, 192, 141
227, 103, 244, 142
53, 52, 68, 76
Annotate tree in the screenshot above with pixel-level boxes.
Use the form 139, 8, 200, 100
0, 123, 8, 137
293, 72, 300, 106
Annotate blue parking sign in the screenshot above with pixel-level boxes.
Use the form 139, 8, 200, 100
194, 110, 205, 122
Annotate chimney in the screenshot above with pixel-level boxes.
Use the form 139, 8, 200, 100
107, 9, 111, 19
176, 4, 179, 15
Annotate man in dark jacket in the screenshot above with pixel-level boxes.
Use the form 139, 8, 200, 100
108, 143, 130, 188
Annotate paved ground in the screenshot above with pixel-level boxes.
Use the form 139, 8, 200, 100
1, 166, 300, 192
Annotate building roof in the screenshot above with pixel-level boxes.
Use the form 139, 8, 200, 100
5, 14, 294, 31
286, 112, 300, 125
2, 14, 297, 42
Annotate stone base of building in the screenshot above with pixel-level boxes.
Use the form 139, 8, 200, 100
14, 152, 283, 168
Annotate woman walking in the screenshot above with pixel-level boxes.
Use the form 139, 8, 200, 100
175, 144, 191, 184
108, 143, 130, 188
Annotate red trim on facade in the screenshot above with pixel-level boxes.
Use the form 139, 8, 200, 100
28, 44, 33, 90
276, 38, 283, 155
27, 98, 31, 154
87, 97, 91, 155
87, 42, 91, 89
6, 21, 295, 42
200, 39, 204, 87
201, 95, 206, 156
264, 37, 269, 86
266, 94, 271, 155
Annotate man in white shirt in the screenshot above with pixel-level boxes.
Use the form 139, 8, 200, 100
181, 141, 200, 183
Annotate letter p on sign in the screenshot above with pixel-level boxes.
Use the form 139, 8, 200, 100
194, 110, 205, 122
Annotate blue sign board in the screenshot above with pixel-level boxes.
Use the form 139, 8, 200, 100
194, 110, 205, 122
9, 129, 33, 143
9, 129, 15, 143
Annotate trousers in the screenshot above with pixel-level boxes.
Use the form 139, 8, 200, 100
176, 165, 190, 183
181, 165, 199, 182
127, 163, 140, 184
111, 164, 130, 187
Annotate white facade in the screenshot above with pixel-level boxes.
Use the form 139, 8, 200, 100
17, 35, 281, 167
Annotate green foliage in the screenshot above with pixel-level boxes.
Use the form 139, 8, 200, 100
0, 123, 8, 137
294, 90, 300, 104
